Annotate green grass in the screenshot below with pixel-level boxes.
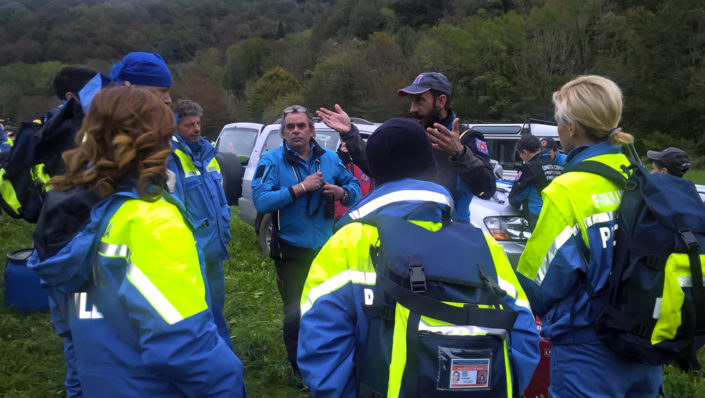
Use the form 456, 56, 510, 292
1, 209, 704, 397
686, 169, 705, 186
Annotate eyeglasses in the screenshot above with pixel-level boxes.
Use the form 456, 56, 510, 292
285, 122, 309, 131
283, 105, 307, 114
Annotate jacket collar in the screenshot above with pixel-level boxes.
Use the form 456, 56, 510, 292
172, 134, 215, 160
564, 141, 622, 172
336, 178, 453, 229
283, 138, 325, 164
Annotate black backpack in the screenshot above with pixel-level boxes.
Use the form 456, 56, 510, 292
356, 212, 520, 397
0, 99, 84, 222
570, 159, 705, 371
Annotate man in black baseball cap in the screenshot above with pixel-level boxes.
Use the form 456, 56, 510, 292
647, 147, 690, 177
316, 71, 495, 223
397, 71, 495, 222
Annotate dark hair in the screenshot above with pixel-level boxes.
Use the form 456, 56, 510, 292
517, 134, 541, 153
50, 86, 175, 201
430, 89, 451, 112
279, 105, 315, 136
653, 159, 685, 177
173, 99, 203, 119
52, 65, 97, 100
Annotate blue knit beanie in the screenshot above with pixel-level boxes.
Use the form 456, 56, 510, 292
366, 118, 436, 184
109, 52, 172, 87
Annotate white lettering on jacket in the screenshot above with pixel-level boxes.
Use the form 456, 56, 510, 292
364, 288, 374, 306
599, 224, 618, 249
591, 190, 622, 209
73, 292, 103, 319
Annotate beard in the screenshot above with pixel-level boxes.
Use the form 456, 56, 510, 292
412, 105, 443, 129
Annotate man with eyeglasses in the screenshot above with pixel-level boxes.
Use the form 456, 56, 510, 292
317, 72, 496, 223
251, 105, 361, 378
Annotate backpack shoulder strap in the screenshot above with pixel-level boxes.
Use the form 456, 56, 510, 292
569, 160, 627, 187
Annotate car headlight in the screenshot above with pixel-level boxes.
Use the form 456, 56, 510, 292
484, 216, 532, 241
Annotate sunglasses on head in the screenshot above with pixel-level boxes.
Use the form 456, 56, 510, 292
283, 105, 307, 114
285, 122, 309, 130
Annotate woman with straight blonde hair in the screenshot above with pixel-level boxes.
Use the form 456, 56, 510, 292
517, 75, 662, 397
29, 86, 246, 397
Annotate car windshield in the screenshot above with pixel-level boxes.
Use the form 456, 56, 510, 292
217, 127, 259, 158
485, 139, 522, 172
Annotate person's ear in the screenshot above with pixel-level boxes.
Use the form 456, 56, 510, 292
436, 94, 447, 109
568, 120, 579, 137
64, 92, 75, 101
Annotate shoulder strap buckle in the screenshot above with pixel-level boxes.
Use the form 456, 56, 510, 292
679, 229, 700, 249
409, 254, 427, 293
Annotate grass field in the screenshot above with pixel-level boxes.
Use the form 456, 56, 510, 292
686, 169, 705, 185
1, 208, 704, 397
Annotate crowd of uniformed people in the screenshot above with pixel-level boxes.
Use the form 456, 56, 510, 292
0, 51, 694, 397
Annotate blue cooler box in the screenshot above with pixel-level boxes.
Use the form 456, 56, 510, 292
4, 248, 49, 311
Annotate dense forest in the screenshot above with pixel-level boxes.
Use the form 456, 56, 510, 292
0, 0, 703, 162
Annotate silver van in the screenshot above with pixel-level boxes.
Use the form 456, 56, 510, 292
237, 120, 380, 252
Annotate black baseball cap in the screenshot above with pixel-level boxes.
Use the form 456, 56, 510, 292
540, 137, 558, 151
647, 147, 690, 176
398, 72, 452, 97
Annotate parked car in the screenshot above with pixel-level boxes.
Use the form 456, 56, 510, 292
214, 122, 264, 205
238, 119, 380, 253
467, 120, 559, 267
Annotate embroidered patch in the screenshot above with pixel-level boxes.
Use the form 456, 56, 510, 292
360, 172, 370, 183
475, 138, 489, 156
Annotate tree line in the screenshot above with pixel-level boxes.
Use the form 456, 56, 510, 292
0, 0, 703, 162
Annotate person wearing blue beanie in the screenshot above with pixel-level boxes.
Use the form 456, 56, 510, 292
110, 52, 173, 104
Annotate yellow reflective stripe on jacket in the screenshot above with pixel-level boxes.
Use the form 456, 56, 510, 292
652, 253, 705, 345
206, 157, 221, 174
301, 223, 380, 313
301, 221, 440, 314
387, 303, 409, 398
174, 148, 201, 178
0, 168, 21, 213
102, 198, 208, 323
98, 242, 184, 324
31, 163, 51, 184
126, 260, 184, 324
346, 190, 453, 221
301, 270, 376, 315
518, 152, 628, 282
483, 232, 532, 312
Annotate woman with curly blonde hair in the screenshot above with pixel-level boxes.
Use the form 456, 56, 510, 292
30, 86, 246, 397
517, 75, 661, 397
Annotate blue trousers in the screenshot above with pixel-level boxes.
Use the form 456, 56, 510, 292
205, 258, 232, 349
550, 341, 662, 397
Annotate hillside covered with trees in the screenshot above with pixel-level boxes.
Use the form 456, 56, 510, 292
0, 0, 703, 160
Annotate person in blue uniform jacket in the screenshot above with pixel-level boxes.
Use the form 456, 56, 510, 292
297, 118, 539, 397
508, 134, 563, 229
517, 75, 663, 397
168, 98, 233, 347
28, 86, 246, 397
252, 105, 361, 376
